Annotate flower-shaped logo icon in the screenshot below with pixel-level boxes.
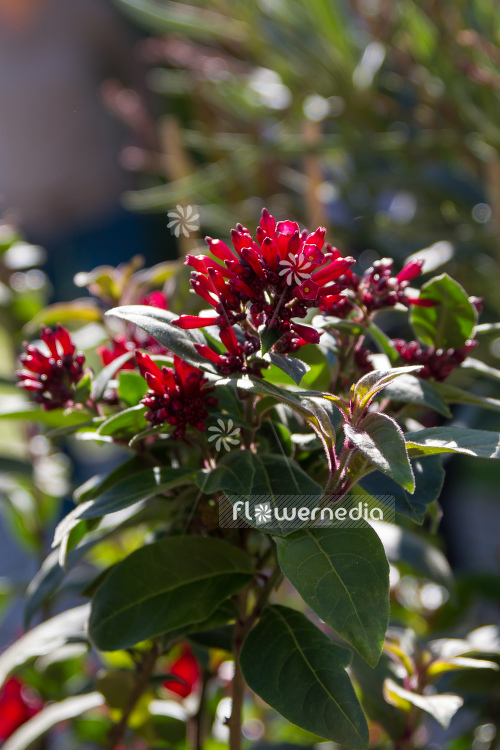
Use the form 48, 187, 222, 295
254, 503, 272, 524
207, 418, 241, 452
167, 205, 200, 237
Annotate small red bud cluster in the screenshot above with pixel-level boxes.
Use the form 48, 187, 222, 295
17, 326, 86, 410
392, 339, 478, 380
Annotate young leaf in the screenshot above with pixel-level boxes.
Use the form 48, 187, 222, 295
351, 366, 422, 410
383, 679, 463, 729
240, 605, 369, 749
344, 413, 415, 493
276, 524, 389, 666
410, 273, 476, 349
89, 536, 254, 651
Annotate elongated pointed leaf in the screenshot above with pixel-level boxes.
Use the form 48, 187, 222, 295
345, 413, 415, 492
54, 467, 195, 548
352, 366, 422, 409
3, 693, 105, 750
382, 375, 451, 418
240, 605, 368, 749
433, 381, 500, 413
0, 605, 89, 685
276, 524, 389, 665
106, 305, 217, 372
405, 426, 500, 459
89, 536, 253, 651
383, 679, 463, 729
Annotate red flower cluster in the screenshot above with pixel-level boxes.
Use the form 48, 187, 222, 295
0, 678, 43, 741
17, 326, 85, 410
97, 291, 169, 370
163, 645, 200, 698
173, 209, 355, 373
393, 338, 478, 380
320, 258, 434, 317
137, 351, 218, 438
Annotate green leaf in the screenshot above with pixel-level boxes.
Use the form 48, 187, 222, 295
359, 456, 445, 524
383, 679, 463, 729
89, 536, 254, 651
54, 467, 196, 547
23, 299, 102, 333
366, 322, 399, 363
372, 521, 453, 588
118, 370, 148, 406
0, 605, 89, 685
382, 375, 452, 418
433, 381, 500, 412
345, 413, 415, 493
240, 605, 369, 749
203, 452, 322, 536
259, 325, 285, 354
351, 366, 422, 410
91, 351, 134, 402
0, 402, 90, 428
2, 693, 105, 750
106, 305, 218, 372
461, 357, 500, 382
405, 426, 500, 459
276, 524, 389, 666
296, 344, 331, 390
265, 353, 310, 385
410, 273, 476, 349
97, 405, 148, 436
24, 502, 150, 627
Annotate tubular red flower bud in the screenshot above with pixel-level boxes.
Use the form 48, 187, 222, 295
164, 646, 200, 698
260, 236, 279, 269
405, 295, 439, 307
173, 315, 218, 329
190, 279, 218, 307
136, 350, 163, 382
194, 344, 224, 365
396, 259, 424, 283
205, 237, 235, 263
311, 257, 355, 284
241, 247, 265, 277
260, 208, 277, 239
290, 322, 321, 344
220, 326, 241, 356
305, 227, 326, 249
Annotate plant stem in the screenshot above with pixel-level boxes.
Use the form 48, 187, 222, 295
229, 589, 249, 750
106, 643, 159, 750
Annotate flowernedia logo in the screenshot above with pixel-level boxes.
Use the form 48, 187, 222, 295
207, 418, 241, 452
219, 494, 396, 531
167, 204, 200, 237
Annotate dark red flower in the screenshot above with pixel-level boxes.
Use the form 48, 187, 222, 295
172, 209, 353, 371
0, 677, 43, 741
97, 335, 136, 370
137, 351, 218, 438
392, 338, 478, 381
163, 646, 200, 698
17, 326, 86, 410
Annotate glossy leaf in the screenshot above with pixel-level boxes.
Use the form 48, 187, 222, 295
359, 456, 445, 524
118, 370, 148, 406
405, 426, 500, 459
240, 605, 369, 749
410, 273, 476, 349
345, 413, 415, 493
89, 536, 253, 651
382, 374, 451, 418
276, 524, 389, 665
